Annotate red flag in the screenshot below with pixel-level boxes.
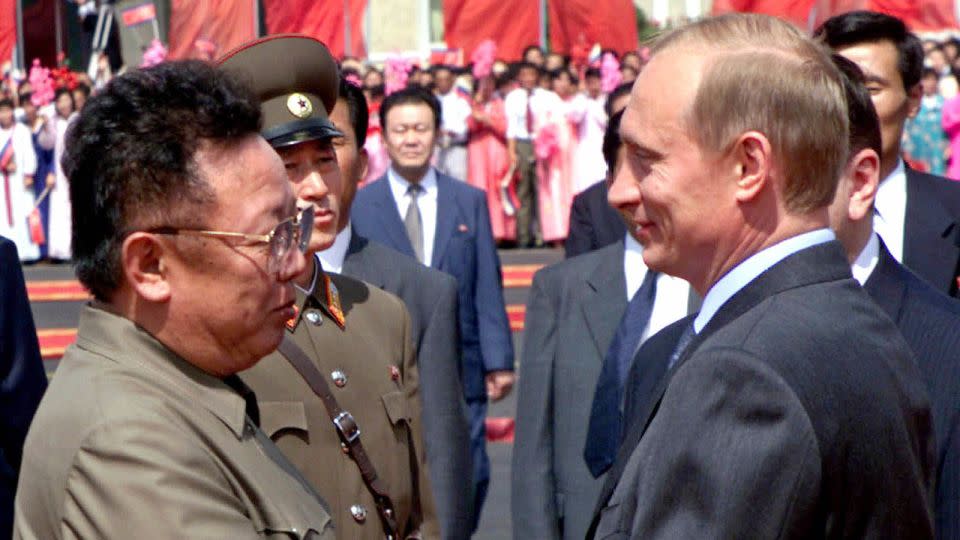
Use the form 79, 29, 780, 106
443, 0, 539, 62
712, 0, 816, 28
0, 0, 14, 70
262, 0, 367, 59
548, 0, 639, 57
168, 0, 255, 60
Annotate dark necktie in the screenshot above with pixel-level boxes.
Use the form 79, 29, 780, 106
525, 90, 534, 136
404, 183, 424, 263
584, 270, 658, 477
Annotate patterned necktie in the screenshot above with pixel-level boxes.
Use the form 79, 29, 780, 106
404, 183, 424, 263
584, 270, 658, 477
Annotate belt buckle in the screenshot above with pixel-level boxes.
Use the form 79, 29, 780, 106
333, 411, 361, 444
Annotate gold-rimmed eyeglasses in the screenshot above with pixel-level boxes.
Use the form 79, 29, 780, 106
146, 206, 314, 274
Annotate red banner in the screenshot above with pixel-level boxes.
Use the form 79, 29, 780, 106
714, 0, 959, 32
443, 0, 539, 62
262, 0, 367, 59
547, 0, 639, 57
0, 0, 13, 71
168, 0, 256, 60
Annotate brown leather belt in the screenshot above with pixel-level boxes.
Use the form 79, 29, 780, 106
278, 336, 401, 539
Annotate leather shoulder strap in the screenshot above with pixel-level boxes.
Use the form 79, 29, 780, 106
277, 336, 401, 538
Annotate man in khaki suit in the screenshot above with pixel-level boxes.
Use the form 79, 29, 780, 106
219, 36, 437, 539
14, 61, 334, 538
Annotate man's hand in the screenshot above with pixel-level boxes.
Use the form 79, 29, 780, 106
485, 370, 516, 402
24, 175, 33, 188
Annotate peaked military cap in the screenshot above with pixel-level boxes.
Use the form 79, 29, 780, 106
218, 34, 343, 148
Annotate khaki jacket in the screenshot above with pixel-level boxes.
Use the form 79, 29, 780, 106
14, 305, 334, 539
242, 271, 438, 539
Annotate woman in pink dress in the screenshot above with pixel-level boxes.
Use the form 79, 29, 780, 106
467, 75, 516, 242
534, 70, 577, 244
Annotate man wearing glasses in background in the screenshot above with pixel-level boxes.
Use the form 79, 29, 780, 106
14, 61, 335, 538
220, 36, 437, 539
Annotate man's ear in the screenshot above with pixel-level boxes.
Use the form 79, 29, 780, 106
731, 131, 773, 204
845, 147, 881, 222
906, 82, 922, 118
358, 147, 369, 180
121, 233, 172, 303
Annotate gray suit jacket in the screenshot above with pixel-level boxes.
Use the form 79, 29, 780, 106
341, 232, 473, 539
512, 242, 628, 540
591, 241, 935, 539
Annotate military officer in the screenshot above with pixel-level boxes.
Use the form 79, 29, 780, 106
219, 36, 438, 539
15, 61, 334, 539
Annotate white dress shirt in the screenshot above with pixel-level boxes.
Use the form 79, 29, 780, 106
437, 91, 471, 143
624, 234, 693, 343
388, 166, 438, 266
694, 228, 836, 333
873, 159, 907, 263
850, 232, 881, 286
503, 87, 560, 140
317, 223, 352, 275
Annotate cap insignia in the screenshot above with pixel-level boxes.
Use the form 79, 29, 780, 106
286, 93, 313, 119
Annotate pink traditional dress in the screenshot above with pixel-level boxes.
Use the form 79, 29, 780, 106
534, 92, 575, 242
467, 94, 516, 241
941, 95, 960, 181
567, 93, 608, 193
363, 99, 390, 187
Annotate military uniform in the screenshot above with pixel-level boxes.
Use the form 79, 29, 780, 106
242, 265, 437, 539
14, 305, 334, 539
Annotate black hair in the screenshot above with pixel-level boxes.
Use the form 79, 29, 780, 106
18, 92, 33, 106
922, 67, 939, 79
514, 61, 540, 77
54, 87, 75, 111
73, 82, 91, 98
522, 44, 543, 59
64, 60, 261, 301
814, 11, 924, 91
0, 98, 13, 110
602, 109, 625, 174
605, 81, 633, 117
379, 86, 441, 131
832, 54, 882, 156
338, 76, 369, 147
584, 67, 601, 79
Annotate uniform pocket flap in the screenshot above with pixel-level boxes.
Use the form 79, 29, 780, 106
380, 391, 411, 426
259, 401, 309, 439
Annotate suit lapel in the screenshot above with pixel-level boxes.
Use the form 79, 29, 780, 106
342, 233, 386, 288
582, 242, 628, 359
632, 241, 852, 456
432, 174, 457, 266
370, 177, 416, 258
904, 169, 960, 293
863, 240, 909, 325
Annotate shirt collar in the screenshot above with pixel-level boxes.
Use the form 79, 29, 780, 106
317, 224, 352, 275
295, 254, 320, 296
74, 304, 251, 438
623, 232, 650, 299
875, 159, 906, 221
694, 228, 836, 333
387, 166, 438, 201
850, 232, 881, 286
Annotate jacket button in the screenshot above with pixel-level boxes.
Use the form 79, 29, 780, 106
331, 370, 347, 387
350, 504, 367, 523
305, 309, 323, 326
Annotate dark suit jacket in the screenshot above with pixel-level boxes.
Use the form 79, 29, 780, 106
865, 240, 960, 540
0, 236, 47, 539
352, 172, 514, 401
903, 168, 960, 297
564, 180, 625, 258
511, 242, 627, 540
589, 240, 935, 539
341, 233, 473, 539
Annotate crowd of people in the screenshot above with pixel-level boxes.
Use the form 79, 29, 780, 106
1, 7, 960, 540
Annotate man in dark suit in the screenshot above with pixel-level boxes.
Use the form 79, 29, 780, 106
0, 236, 47, 539
588, 14, 934, 538
827, 54, 960, 540
816, 11, 960, 298
322, 78, 473, 538
563, 180, 625, 258
511, 111, 691, 540
351, 87, 514, 529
